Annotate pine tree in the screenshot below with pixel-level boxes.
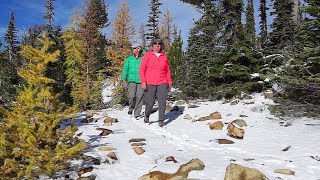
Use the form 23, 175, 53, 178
167, 30, 183, 86
269, 0, 296, 51
220, 0, 245, 45
245, 0, 256, 45
0, 36, 86, 178
145, 0, 163, 41
3, 10, 20, 102
43, 0, 55, 34
4, 10, 19, 65
259, 0, 268, 47
106, 2, 135, 105
296, 0, 320, 82
182, 0, 219, 97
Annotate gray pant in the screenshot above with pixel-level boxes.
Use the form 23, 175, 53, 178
128, 82, 144, 117
144, 84, 168, 121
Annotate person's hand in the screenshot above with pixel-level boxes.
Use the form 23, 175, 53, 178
168, 84, 172, 92
141, 82, 147, 90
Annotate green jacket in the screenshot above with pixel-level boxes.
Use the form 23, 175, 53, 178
121, 55, 142, 83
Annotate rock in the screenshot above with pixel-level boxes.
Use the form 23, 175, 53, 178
131, 142, 146, 146
282, 146, 291, 151
217, 139, 234, 144
129, 138, 146, 143
230, 98, 240, 105
175, 100, 186, 105
96, 128, 113, 136
183, 114, 193, 120
171, 105, 180, 111
198, 112, 222, 121
209, 121, 224, 130
224, 163, 267, 180
139, 158, 205, 180
188, 104, 199, 108
134, 147, 145, 155
274, 169, 295, 175
112, 104, 123, 110
107, 152, 118, 161
263, 90, 273, 99
78, 166, 93, 177
98, 146, 116, 151
231, 119, 247, 127
103, 116, 118, 125
242, 93, 253, 100
165, 156, 178, 163
82, 155, 100, 165
227, 123, 245, 139
165, 104, 173, 113
86, 110, 95, 119
77, 173, 96, 180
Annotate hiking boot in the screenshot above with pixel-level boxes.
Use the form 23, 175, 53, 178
144, 116, 149, 123
159, 120, 165, 127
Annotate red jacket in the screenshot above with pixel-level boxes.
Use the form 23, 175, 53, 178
139, 51, 172, 86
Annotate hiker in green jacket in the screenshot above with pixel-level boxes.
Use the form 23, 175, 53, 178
121, 43, 144, 119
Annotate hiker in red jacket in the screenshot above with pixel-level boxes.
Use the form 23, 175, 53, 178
139, 38, 172, 127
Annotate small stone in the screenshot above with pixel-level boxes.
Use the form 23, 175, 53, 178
98, 147, 116, 151
165, 156, 178, 163
129, 138, 146, 143
217, 139, 234, 144
133, 147, 145, 155
274, 169, 295, 175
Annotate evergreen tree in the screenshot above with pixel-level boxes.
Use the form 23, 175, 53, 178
0, 36, 86, 179
259, 0, 268, 47
106, 2, 135, 105
245, 0, 256, 45
219, 0, 244, 45
182, 0, 220, 97
269, 0, 296, 51
299, 0, 320, 84
145, 0, 163, 41
167, 30, 183, 86
43, 0, 55, 34
3, 10, 20, 103
4, 10, 19, 65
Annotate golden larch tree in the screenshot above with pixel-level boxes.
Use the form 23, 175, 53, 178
106, 1, 136, 105
0, 36, 86, 179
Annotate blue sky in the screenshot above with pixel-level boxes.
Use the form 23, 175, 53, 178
0, 0, 272, 49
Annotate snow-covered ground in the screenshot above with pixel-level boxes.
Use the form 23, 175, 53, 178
67, 91, 320, 180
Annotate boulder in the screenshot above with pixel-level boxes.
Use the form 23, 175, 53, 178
139, 158, 205, 180
224, 163, 267, 180
217, 139, 234, 144
198, 112, 222, 121
131, 142, 146, 146
129, 138, 146, 143
227, 123, 245, 139
107, 152, 118, 161
230, 98, 240, 105
96, 128, 113, 136
231, 119, 247, 127
98, 146, 116, 151
263, 90, 273, 99
78, 166, 93, 177
274, 169, 295, 175
134, 147, 145, 155
103, 116, 118, 126
165, 156, 178, 163
209, 121, 224, 130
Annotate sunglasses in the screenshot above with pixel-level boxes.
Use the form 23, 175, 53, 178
153, 42, 162, 45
